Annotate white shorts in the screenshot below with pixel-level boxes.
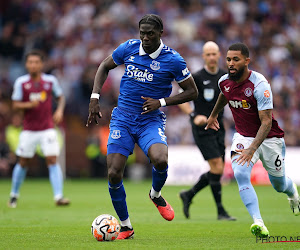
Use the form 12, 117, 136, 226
16, 129, 60, 158
231, 132, 286, 177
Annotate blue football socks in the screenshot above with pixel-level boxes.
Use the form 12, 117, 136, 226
268, 174, 295, 197
151, 166, 168, 198
10, 163, 27, 197
232, 155, 262, 220
109, 181, 129, 222
48, 164, 63, 200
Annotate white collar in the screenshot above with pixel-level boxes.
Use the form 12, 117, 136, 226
139, 40, 164, 59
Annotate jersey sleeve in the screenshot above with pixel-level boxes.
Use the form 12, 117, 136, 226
218, 74, 228, 95
112, 40, 130, 65
171, 53, 191, 83
254, 81, 273, 111
51, 75, 63, 97
11, 78, 23, 101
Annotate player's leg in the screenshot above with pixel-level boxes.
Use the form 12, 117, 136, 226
106, 108, 135, 239
9, 130, 37, 208
148, 143, 168, 198
208, 157, 236, 220
137, 112, 174, 221
268, 174, 299, 215
45, 155, 69, 205
147, 143, 174, 221
209, 130, 235, 220
41, 129, 69, 205
179, 130, 211, 218
107, 151, 134, 239
231, 133, 269, 237
261, 137, 299, 215
9, 157, 31, 208
232, 153, 269, 237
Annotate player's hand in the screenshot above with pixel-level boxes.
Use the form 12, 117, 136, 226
235, 147, 256, 167
205, 115, 219, 131
193, 115, 207, 126
31, 100, 39, 108
53, 109, 63, 124
86, 98, 102, 127
141, 96, 160, 114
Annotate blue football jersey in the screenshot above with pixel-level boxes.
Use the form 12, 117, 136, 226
112, 39, 191, 113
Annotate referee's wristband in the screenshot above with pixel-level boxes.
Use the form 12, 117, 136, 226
189, 111, 196, 121
159, 98, 167, 107
91, 93, 100, 99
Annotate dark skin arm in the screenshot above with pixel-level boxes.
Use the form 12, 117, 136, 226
86, 55, 117, 127
205, 93, 228, 131
235, 109, 272, 167
141, 76, 198, 114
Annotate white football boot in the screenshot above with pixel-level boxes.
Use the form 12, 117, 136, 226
288, 183, 300, 216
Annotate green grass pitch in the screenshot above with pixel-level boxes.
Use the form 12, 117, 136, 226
0, 179, 299, 249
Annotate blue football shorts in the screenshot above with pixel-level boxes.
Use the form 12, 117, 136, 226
107, 107, 168, 157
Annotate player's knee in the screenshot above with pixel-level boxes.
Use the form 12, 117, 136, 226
152, 155, 168, 171
208, 157, 224, 174
108, 167, 123, 184
233, 167, 250, 184
271, 180, 285, 193
46, 156, 57, 166
19, 158, 31, 167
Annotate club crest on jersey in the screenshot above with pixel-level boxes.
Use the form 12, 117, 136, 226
150, 60, 160, 71
204, 89, 214, 102
244, 87, 252, 97
44, 83, 50, 90
25, 83, 31, 89
236, 143, 244, 150
111, 130, 121, 139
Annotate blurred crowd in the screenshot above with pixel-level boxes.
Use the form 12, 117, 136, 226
0, 0, 300, 176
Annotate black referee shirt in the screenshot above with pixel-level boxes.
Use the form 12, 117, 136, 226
192, 67, 227, 135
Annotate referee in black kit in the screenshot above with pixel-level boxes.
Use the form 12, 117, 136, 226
179, 41, 236, 221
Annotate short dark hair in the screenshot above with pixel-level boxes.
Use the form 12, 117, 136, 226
139, 14, 163, 31
25, 50, 45, 61
228, 43, 249, 58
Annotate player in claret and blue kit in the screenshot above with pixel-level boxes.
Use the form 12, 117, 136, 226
86, 14, 198, 239
8, 50, 69, 208
206, 43, 300, 238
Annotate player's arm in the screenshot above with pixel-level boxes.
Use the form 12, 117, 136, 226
168, 76, 198, 105
178, 102, 193, 115
86, 55, 117, 126
235, 109, 272, 167
53, 95, 65, 124
141, 76, 198, 114
205, 93, 227, 131
12, 100, 39, 110
178, 100, 207, 126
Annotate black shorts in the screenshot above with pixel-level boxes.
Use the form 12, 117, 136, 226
191, 125, 225, 161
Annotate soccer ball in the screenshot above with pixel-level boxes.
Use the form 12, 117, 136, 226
91, 214, 120, 241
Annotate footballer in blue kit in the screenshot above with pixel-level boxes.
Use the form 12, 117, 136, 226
87, 14, 198, 240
